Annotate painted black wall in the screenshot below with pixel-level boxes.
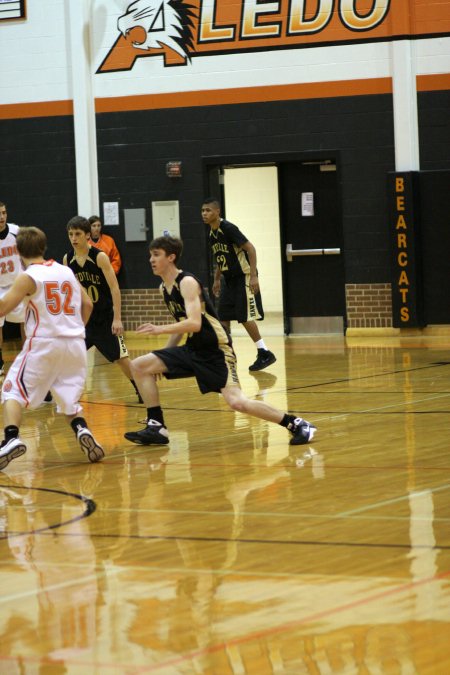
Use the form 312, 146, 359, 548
418, 91, 450, 171
0, 90, 448, 296
0, 116, 78, 262
95, 93, 396, 289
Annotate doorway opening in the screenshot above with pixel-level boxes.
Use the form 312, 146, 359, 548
204, 153, 345, 335
223, 165, 284, 336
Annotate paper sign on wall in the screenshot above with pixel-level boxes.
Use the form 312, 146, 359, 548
301, 192, 314, 217
0, 0, 26, 21
103, 202, 119, 226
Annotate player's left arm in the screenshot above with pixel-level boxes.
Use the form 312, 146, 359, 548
0, 273, 35, 317
97, 251, 123, 335
241, 240, 260, 294
109, 239, 122, 275
136, 277, 202, 338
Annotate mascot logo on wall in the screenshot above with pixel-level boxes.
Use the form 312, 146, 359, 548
98, 0, 196, 71
97, 1, 446, 75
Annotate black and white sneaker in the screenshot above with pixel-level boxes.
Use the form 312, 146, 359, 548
0, 437, 27, 470
249, 349, 276, 372
124, 419, 169, 445
77, 428, 105, 463
288, 418, 317, 446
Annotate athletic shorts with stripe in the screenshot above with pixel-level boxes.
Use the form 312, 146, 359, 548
85, 314, 129, 362
218, 274, 264, 323
1, 337, 86, 415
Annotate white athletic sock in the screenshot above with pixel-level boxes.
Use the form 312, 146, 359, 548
255, 339, 267, 351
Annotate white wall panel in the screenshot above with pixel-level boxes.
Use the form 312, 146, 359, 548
0, 1, 447, 106
0, 0, 70, 105
416, 38, 450, 74
92, 40, 393, 99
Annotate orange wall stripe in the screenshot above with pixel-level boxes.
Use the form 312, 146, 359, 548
416, 73, 450, 92
95, 78, 393, 114
0, 100, 73, 120
1, 74, 448, 120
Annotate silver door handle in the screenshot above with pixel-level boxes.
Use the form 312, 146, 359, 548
286, 244, 341, 262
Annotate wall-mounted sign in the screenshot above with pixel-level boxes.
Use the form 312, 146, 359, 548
166, 161, 182, 178
388, 172, 424, 328
0, 0, 26, 21
98, 1, 450, 73
301, 192, 314, 217
103, 202, 119, 226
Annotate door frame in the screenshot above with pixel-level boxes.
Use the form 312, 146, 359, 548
202, 150, 344, 333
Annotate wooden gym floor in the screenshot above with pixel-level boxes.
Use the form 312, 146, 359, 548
0, 332, 449, 674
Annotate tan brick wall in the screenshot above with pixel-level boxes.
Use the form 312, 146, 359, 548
121, 289, 172, 331
122, 284, 394, 331
345, 283, 393, 328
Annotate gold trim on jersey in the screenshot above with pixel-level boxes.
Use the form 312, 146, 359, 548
204, 310, 230, 348
204, 310, 240, 387
235, 245, 250, 275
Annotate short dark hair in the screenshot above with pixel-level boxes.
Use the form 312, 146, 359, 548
88, 215, 101, 226
150, 236, 183, 264
202, 197, 221, 209
67, 215, 90, 234
16, 226, 47, 258
0, 201, 5, 209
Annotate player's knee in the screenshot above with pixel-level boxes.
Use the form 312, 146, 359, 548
131, 354, 158, 377
226, 393, 247, 413
130, 357, 146, 377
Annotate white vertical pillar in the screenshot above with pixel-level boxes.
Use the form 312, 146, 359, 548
66, 0, 99, 216
391, 40, 420, 171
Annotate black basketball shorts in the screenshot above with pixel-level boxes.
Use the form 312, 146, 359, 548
218, 274, 264, 323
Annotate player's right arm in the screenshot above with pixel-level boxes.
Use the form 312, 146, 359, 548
80, 284, 93, 325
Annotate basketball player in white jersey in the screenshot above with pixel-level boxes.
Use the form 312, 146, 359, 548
0, 226, 104, 470
0, 201, 26, 375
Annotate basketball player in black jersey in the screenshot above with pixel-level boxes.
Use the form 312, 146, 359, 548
63, 216, 142, 402
124, 236, 316, 446
202, 198, 276, 372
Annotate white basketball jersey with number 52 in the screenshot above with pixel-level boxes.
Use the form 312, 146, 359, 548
23, 260, 86, 339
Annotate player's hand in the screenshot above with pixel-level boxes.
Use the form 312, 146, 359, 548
212, 280, 221, 297
249, 275, 260, 295
136, 322, 161, 335
112, 319, 123, 335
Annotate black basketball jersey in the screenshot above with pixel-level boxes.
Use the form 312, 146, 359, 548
209, 219, 250, 279
65, 246, 113, 321
161, 270, 231, 352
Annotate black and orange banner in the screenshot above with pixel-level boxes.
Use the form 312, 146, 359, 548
98, 0, 450, 72
388, 172, 424, 328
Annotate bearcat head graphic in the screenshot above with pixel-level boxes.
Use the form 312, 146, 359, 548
118, 0, 196, 62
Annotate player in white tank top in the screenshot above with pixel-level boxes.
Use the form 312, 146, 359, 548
0, 202, 26, 374
0, 226, 104, 470
23, 261, 86, 339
